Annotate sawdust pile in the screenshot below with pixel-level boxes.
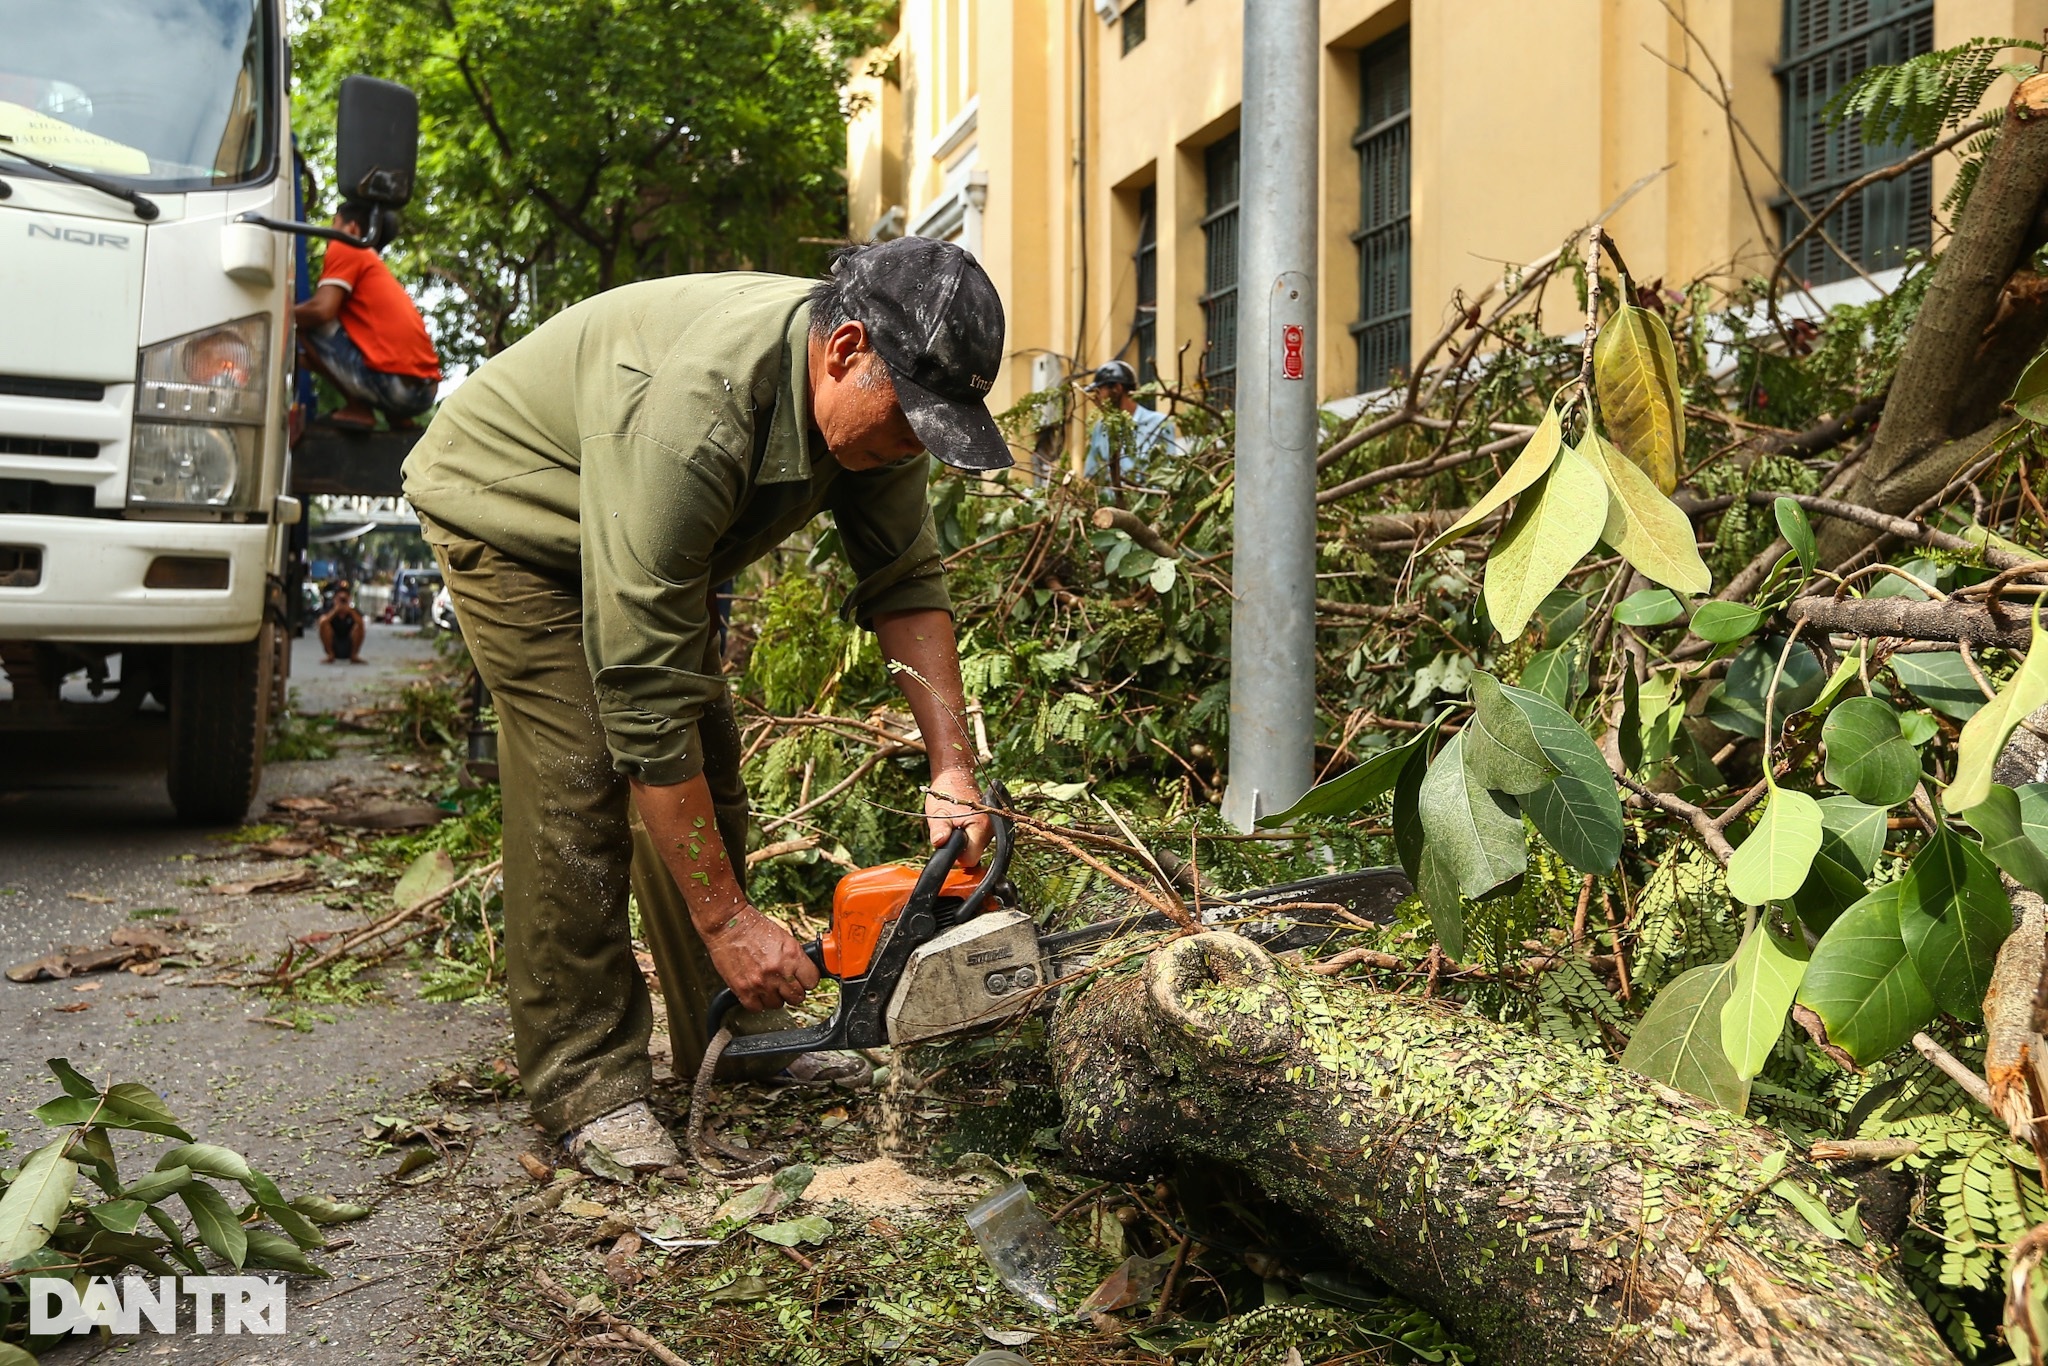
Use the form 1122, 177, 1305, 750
801, 1158, 967, 1213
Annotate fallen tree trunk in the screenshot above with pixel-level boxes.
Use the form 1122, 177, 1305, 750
1053, 932, 1952, 1365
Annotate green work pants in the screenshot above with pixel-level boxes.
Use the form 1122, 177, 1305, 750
430, 524, 784, 1137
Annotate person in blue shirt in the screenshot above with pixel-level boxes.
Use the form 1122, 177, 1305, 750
1084, 360, 1180, 485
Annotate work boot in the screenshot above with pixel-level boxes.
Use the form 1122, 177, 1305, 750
564, 1100, 681, 1174
778, 1051, 873, 1090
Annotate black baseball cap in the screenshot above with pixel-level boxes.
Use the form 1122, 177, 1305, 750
1089, 360, 1138, 390
832, 237, 1012, 471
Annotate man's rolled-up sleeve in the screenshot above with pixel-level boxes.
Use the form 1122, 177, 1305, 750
828, 455, 951, 627
579, 417, 746, 786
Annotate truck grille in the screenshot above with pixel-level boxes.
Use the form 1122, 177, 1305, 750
0, 480, 94, 517
0, 547, 40, 588
0, 375, 106, 402
0, 436, 98, 459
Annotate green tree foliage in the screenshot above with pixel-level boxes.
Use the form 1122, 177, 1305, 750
291, 0, 888, 362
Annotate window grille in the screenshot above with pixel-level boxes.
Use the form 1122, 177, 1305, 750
1121, 0, 1146, 55
1351, 30, 1411, 392
1134, 184, 1158, 391
1779, 0, 1934, 284
1200, 131, 1241, 407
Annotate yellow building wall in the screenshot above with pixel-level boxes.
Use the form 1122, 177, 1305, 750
847, 0, 2048, 418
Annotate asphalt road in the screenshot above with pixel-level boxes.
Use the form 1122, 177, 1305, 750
1, 625, 528, 1363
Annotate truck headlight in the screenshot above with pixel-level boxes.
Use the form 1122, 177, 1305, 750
129, 315, 269, 512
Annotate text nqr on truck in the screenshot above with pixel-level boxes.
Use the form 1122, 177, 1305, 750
0, 1, 419, 823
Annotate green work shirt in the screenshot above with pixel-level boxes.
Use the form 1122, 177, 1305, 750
402, 272, 950, 786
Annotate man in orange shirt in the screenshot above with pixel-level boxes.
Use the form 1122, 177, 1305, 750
293, 203, 443, 430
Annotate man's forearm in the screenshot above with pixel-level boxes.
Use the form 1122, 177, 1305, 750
629, 774, 746, 933
874, 607, 974, 777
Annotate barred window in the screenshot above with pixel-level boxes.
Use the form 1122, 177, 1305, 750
1134, 183, 1158, 392
1351, 30, 1411, 392
1121, 0, 1146, 55
1200, 131, 1241, 407
1779, 0, 1934, 284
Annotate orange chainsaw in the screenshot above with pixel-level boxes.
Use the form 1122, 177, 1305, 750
706, 786, 1413, 1063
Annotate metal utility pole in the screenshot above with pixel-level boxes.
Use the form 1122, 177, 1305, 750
1221, 0, 1319, 831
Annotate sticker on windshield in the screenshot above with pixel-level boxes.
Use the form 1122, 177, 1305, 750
0, 100, 150, 176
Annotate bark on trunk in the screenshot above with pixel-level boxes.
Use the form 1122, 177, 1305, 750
1053, 932, 1953, 1365
1822, 74, 2048, 559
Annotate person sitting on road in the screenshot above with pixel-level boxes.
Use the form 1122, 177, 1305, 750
1083, 359, 1180, 485
319, 587, 367, 665
293, 202, 442, 432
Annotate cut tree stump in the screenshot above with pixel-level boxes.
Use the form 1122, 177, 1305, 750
1053, 932, 1953, 1365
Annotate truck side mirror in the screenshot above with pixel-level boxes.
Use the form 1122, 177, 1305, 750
335, 76, 418, 207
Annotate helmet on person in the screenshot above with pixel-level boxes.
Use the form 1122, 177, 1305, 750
1088, 360, 1138, 391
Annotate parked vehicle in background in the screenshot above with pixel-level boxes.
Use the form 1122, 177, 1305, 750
0, 1, 417, 822
428, 585, 458, 635
386, 566, 442, 625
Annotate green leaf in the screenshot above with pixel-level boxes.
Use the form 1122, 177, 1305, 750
1689, 601, 1764, 645
1771, 1179, 1847, 1241
1798, 883, 1936, 1063
0, 1343, 40, 1366
1963, 784, 2048, 896
122, 1165, 192, 1205
749, 1214, 833, 1247
1726, 785, 1824, 905
1721, 922, 1810, 1079
2012, 346, 2048, 423
1538, 589, 1592, 647
1623, 960, 1749, 1112
1821, 697, 1922, 807
1948, 605, 2048, 811
290, 1194, 374, 1225
45, 1058, 98, 1100
34, 1096, 106, 1127
1416, 729, 1527, 900
1774, 497, 1817, 572
1392, 740, 1428, 884
392, 848, 457, 912
1897, 828, 2009, 1022
1465, 673, 1559, 796
88, 1198, 148, 1235
1418, 402, 1564, 556
1593, 301, 1685, 493
1416, 842, 1469, 960
102, 1083, 186, 1136
242, 1227, 326, 1276
1615, 588, 1685, 627
1809, 641, 1868, 718
1705, 639, 1824, 739
1258, 713, 1442, 827
1900, 711, 1941, 747
1482, 440, 1609, 640
1519, 644, 1585, 707
1584, 433, 1711, 594
1790, 796, 1889, 935
1891, 652, 1987, 722
180, 1180, 249, 1269
0, 1140, 80, 1263
157, 1143, 253, 1183
1489, 681, 1624, 873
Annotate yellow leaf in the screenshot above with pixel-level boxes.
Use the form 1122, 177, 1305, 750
1417, 403, 1563, 557
1948, 604, 2048, 812
1585, 434, 1711, 595
1594, 303, 1685, 494
1483, 440, 1609, 638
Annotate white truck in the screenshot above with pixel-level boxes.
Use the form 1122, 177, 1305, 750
0, 1, 417, 823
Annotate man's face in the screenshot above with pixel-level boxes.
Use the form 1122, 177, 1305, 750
1089, 383, 1129, 414
811, 322, 926, 473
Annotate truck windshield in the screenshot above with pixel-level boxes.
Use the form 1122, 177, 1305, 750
0, 0, 274, 193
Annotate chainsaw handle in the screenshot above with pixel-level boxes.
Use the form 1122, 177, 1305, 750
704, 938, 826, 1038
949, 783, 1013, 922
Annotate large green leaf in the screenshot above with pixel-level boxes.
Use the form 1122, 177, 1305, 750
1797, 883, 1936, 1064
1393, 739, 1428, 884
1948, 605, 2048, 811
1416, 729, 1527, 900
1821, 697, 1922, 807
1963, 784, 2048, 897
1721, 921, 1810, 1079
1418, 403, 1564, 556
121, 1165, 192, 1206
1593, 302, 1685, 493
391, 847, 457, 911
242, 1227, 326, 1276
1490, 681, 1625, 873
1897, 828, 2010, 1021
1615, 588, 1685, 627
2012, 346, 2048, 423
88, 1199, 148, 1235
1259, 714, 1443, 827
1584, 433, 1711, 594
1417, 842, 1468, 960
1705, 639, 1824, 739
1519, 644, 1585, 708
1689, 601, 1764, 645
1891, 652, 1987, 722
181, 1180, 248, 1269
1726, 785, 1824, 905
1790, 796, 1888, 934
45, 1058, 98, 1100
0, 1140, 80, 1264
1774, 497, 1817, 572
1623, 960, 1748, 1112
1482, 441, 1609, 639
1466, 673, 1559, 795
157, 1143, 253, 1183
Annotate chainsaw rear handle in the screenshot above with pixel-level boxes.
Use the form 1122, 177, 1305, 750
703, 791, 1012, 1055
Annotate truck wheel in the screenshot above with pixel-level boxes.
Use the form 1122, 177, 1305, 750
166, 624, 274, 825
